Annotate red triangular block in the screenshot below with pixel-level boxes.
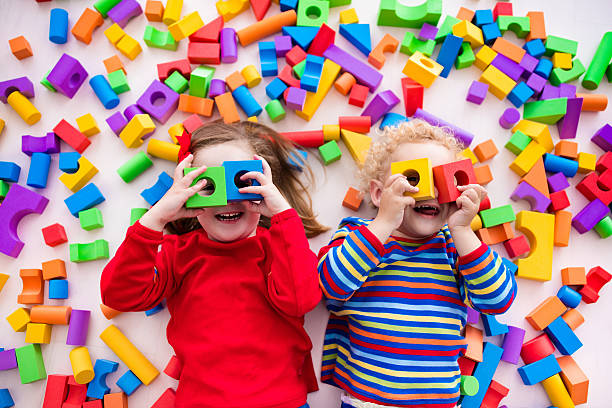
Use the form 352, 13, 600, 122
189, 16, 224, 42
250, 0, 270, 21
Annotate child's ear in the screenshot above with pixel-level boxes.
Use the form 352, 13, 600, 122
370, 179, 383, 208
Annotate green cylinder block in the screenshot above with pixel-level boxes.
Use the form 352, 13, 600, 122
582, 31, 612, 90
117, 152, 154, 183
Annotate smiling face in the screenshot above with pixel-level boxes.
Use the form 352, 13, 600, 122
192, 140, 261, 243
372, 142, 458, 240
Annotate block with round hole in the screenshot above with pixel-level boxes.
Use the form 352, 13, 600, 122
222, 160, 263, 202
297, 0, 329, 27
432, 159, 477, 204
390, 158, 434, 201
184, 167, 227, 208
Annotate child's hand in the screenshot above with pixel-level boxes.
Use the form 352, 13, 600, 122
238, 154, 291, 218
139, 154, 209, 231
447, 184, 487, 230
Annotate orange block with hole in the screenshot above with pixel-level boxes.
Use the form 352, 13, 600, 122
473, 139, 498, 162
225, 71, 247, 91
71, 8, 104, 44
103, 55, 125, 75
368, 34, 399, 70
562, 308, 584, 331
520, 157, 549, 198
476, 222, 514, 245
474, 165, 493, 185
214, 92, 241, 124
18, 269, 44, 304
464, 325, 483, 362
178, 94, 214, 116
456, 6, 474, 21
334, 72, 356, 96
526, 11, 546, 42
525, 296, 566, 331
342, 187, 362, 211
42, 259, 67, 280
491, 37, 525, 63
561, 267, 586, 286
9, 36, 33, 60
554, 210, 571, 247
557, 356, 589, 405
145, 0, 165, 22
554, 140, 578, 160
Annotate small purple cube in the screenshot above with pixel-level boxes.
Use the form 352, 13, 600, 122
107, 0, 142, 28
208, 79, 226, 98
418, 23, 438, 41
274, 35, 293, 57
547, 172, 570, 192
526, 72, 546, 94
559, 83, 577, 98
591, 124, 612, 152
466, 80, 488, 104
220, 28, 238, 63
106, 111, 128, 135
499, 107, 520, 129
519, 53, 539, 77
285, 87, 307, 110
47, 53, 88, 99
540, 84, 560, 100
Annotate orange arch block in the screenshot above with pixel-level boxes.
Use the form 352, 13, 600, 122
18, 269, 44, 304
368, 33, 399, 70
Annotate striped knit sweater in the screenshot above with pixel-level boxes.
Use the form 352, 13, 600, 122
318, 217, 517, 407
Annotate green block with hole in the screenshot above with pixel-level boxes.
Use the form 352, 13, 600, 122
297, 0, 329, 27
496, 16, 530, 38
319, 140, 342, 165
545, 35, 578, 57
549, 58, 585, 86
164, 71, 189, 93
0, 180, 9, 199
479, 205, 516, 228
41, 69, 56, 92
190, 65, 215, 98
455, 42, 475, 69
265, 99, 286, 122
15, 344, 46, 384
130, 208, 148, 226
594, 215, 612, 238
400, 31, 436, 57
293, 59, 306, 78
184, 166, 228, 208
79, 208, 104, 230
70, 239, 110, 263
435, 15, 461, 43
377, 0, 441, 28
143, 25, 178, 51
505, 130, 531, 155
108, 69, 130, 94
523, 98, 568, 124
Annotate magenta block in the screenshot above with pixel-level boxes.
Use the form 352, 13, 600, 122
519, 53, 539, 77
557, 97, 583, 139
559, 83, 577, 98
136, 80, 179, 124
466, 306, 479, 324
107, 0, 142, 28
285, 86, 306, 110
323, 44, 383, 92
220, 28, 238, 63
418, 23, 438, 41
501, 325, 525, 364
591, 124, 612, 152
413, 108, 474, 146
0, 349, 17, 370
572, 198, 609, 233
547, 172, 570, 192
106, 111, 128, 135
526, 72, 546, 94
491, 54, 524, 81
123, 104, 144, 121
208, 79, 226, 98
0, 184, 49, 258
66, 309, 91, 346
499, 107, 520, 129
22, 132, 60, 156
466, 81, 488, 104
361, 90, 400, 124
47, 54, 89, 99
540, 84, 560, 100
274, 35, 293, 57
511, 181, 551, 213
0, 76, 35, 103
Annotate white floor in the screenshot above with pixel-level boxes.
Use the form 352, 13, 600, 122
0, 0, 611, 406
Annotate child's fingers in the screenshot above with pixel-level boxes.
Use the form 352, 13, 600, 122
240, 171, 267, 186
238, 185, 266, 196
402, 196, 416, 208
254, 154, 273, 179
458, 184, 487, 200
383, 173, 406, 189
183, 165, 208, 185
174, 154, 193, 180
187, 178, 208, 194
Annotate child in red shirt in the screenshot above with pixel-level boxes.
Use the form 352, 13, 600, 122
101, 121, 328, 408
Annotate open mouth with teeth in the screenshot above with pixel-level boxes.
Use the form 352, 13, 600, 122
215, 212, 244, 222
413, 204, 440, 217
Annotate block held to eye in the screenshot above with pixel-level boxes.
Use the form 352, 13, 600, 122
390, 158, 434, 201
222, 160, 264, 202
184, 167, 228, 208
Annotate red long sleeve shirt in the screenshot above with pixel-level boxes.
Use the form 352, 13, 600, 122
100, 209, 321, 408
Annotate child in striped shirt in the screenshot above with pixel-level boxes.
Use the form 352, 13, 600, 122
318, 120, 517, 408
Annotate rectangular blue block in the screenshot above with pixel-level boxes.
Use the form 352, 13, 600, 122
0, 162, 20, 183
116, 370, 142, 396
508, 82, 535, 108
481, 314, 509, 336
259, 41, 278, 77
64, 183, 106, 217
48, 279, 68, 299
301, 54, 325, 92
461, 342, 504, 408
222, 160, 263, 202
59, 152, 81, 173
544, 316, 582, 355
0, 388, 14, 408
265, 77, 288, 100
27, 153, 51, 189
518, 353, 561, 385
436, 34, 463, 78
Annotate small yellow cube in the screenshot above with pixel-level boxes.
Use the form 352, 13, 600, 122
116, 35, 142, 60
461, 148, 479, 164
25, 323, 52, 344
340, 8, 359, 24
7, 308, 31, 332
452, 20, 483, 48
552, 52, 572, 69
76, 114, 100, 137
104, 23, 126, 45
247, 116, 258, 123
474, 46, 498, 70
168, 11, 204, 41
577, 152, 596, 173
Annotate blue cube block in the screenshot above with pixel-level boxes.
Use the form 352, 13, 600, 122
59, 152, 81, 173
0, 162, 21, 183
279, 0, 298, 11
524, 39, 546, 58
535, 58, 553, 79
64, 183, 106, 217
507, 82, 535, 108
544, 316, 583, 355
49, 279, 68, 299
518, 354, 561, 385
481, 314, 509, 337
222, 160, 263, 202
481, 23, 501, 45
473, 9, 494, 26
116, 370, 142, 396
265, 77, 288, 100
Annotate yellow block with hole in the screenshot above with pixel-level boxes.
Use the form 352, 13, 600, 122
59, 156, 98, 192
479, 65, 516, 100
515, 210, 554, 281
401, 51, 443, 88
390, 158, 434, 201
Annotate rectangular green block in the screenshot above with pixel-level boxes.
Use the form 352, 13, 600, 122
293, 59, 306, 79
549, 58, 585, 86
378, 0, 442, 28
505, 130, 531, 155
455, 42, 475, 69
185, 167, 228, 208
400, 31, 436, 57
523, 98, 568, 125
70, 239, 110, 263
545, 35, 578, 57
41, 69, 56, 92
479, 205, 516, 228
164, 71, 189, 93
15, 344, 46, 384
78, 208, 104, 230
143, 26, 178, 51
435, 15, 460, 43
318, 140, 342, 164
107, 69, 130, 94
130, 208, 148, 226
297, 0, 330, 27
0, 180, 9, 198
190, 65, 215, 98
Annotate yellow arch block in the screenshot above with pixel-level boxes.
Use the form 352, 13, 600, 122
515, 210, 554, 281
59, 156, 98, 193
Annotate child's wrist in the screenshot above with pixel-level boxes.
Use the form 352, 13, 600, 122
368, 217, 394, 244
139, 210, 167, 232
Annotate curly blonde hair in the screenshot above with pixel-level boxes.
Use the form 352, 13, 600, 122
358, 119, 465, 195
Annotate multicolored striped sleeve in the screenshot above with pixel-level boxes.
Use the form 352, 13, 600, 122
456, 243, 517, 314
317, 220, 386, 301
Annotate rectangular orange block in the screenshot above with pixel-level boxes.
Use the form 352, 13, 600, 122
554, 210, 571, 247
492, 37, 526, 63
554, 140, 578, 159
224, 71, 247, 91
145, 0, 164, 22
557, 355, 589, 405
526, 11, 546, 42
562, 308, 584, 331
476, 222, 514, 245
561, 267, 586, 286
214, 92, 241, 124
464, 325, 483, 362
9, 36, 33, 60
525, 296, 566, 330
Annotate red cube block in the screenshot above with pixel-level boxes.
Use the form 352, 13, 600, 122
548, 190, 570, 212
348, 84, 368, 107
285, 45, 307, 66
42, 223, 67, 247
503, 235, 530, 258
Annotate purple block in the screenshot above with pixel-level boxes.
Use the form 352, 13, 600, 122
591, 124, 612, 151
466, 81, 488, 105
511, 181, 551, 213
361, 90, 400, 124
413, 108, 474, 146
526, 72, 546, 94
106, 111, 128, 135
208, 79, 226, 98
107, 0, 142, 28
0, 77, 35, 103
66, 309, 91, 346
0, 184, 49, 258
501, 326, 526, 364
47, 54, 88, 99
559, 83, 577, 98
136, 80, 179, 124
466, 306, 479, 324
124, 104, 144, 121
491, 54, 524, 81
285, 86, 307, 110
572, 198, 609, 234
0, 349, 17, 370
557, 97, 583, 139
519, 53, 539, 77
499, 107, 520, 129
419, 23, 438, 41
21, 132, 60, 156
323, 44, 383, 92
547, 172, 570, 192
220, 28, 238, 63
274, 35, 293, 57
540, 84, 560, 100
